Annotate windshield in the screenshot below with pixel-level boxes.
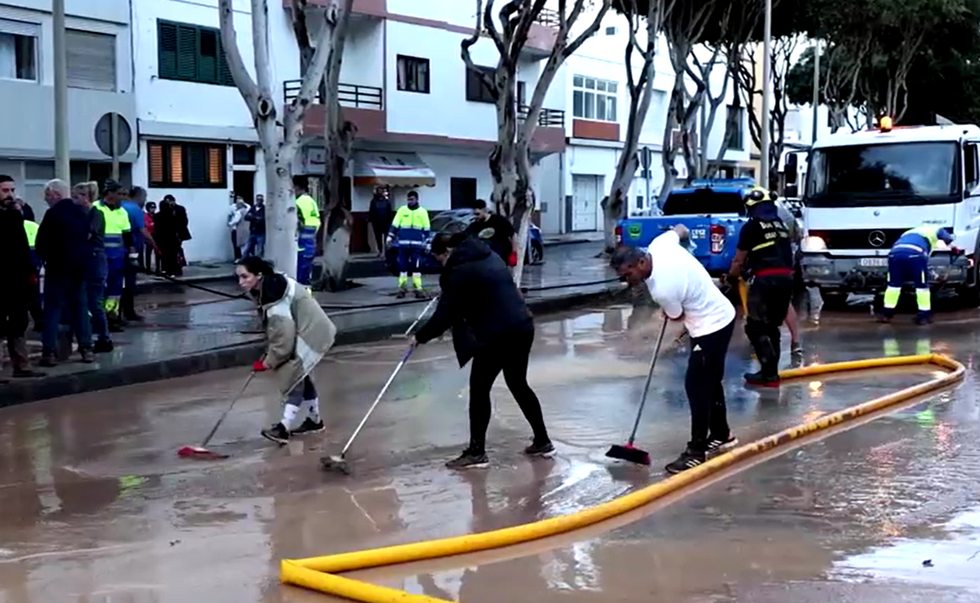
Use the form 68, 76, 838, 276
662, 189, 747, 216
807, 142, 960, 207
430, 215, 469, 233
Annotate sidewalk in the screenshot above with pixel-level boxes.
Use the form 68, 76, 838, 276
135, 239, 605, 294
2, 248, 624, 406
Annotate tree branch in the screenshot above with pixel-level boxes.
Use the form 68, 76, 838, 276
218, 0, 259, 118
252, 0, 274, 104
461, 0, 498, 94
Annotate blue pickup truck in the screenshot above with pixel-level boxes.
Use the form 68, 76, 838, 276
615, 178, 756, 276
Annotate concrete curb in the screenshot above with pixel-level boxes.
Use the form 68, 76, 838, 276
1, 285, 627, 407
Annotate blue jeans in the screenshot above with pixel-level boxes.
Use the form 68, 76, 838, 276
43, 273, 91, 355
297, 236, 316, 285
244, 234, 265, 257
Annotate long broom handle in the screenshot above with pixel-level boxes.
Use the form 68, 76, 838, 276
404, 296, 438, 337
627, 318, 669, 445
340, 346, 414, 455
200, 371, 256, 448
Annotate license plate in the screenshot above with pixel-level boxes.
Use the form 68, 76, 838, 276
859, 258, 888, 267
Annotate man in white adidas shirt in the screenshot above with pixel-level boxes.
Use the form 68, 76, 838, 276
611, 225, 738, 474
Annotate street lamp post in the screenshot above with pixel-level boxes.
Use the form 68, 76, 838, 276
760, 0, 772, 189
53, 0, 69, 181
812, 38, 820, 144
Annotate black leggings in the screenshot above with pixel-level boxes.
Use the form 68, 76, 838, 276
746, 275, 794, 377
685, 319, 735, 451
467, 327, 549, 454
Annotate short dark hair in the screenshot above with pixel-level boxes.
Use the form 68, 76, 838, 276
430, 232, 466, 255
103, 179, 122, 194
129, 186, 146, 199
292, 175, 309, 191
163, 194, 176, 202
407, 190, 419, 200
473, 198, 488, 210
0, 174, 13, 185
609, 245, 647, 271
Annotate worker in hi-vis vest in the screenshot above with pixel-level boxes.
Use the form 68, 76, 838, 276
293, 176, 321, 286
878, 224, 956, 325
23, 218, 43, 330
96, 181, 132, 330
387, 190, 430, 298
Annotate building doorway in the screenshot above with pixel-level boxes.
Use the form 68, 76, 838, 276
570, 174, 600, 232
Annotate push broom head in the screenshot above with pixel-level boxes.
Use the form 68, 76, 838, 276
177, 446, 229, 460
320, 454, 352, 475
606, 443, 651, 466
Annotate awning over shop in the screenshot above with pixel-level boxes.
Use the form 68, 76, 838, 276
353, 152, 436, 188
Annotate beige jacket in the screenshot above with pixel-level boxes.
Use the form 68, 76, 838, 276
260, 275, 337, 396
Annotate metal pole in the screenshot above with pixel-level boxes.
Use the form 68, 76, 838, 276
760, 0, 772, 189
53, 0, 69, 181
111, 113, 120, 181
645, 164, 651, 215
811, 38, 820, 144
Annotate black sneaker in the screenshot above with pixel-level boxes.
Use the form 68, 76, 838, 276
706, 434, 739, 456
665, 447, 706, 475
291, 418, 325, 435
445, 449, 489, 470
93, 339, 114, 353
524, 441, 555, 457
744, 371, 780, 387
790, 345, 803, 365
260, 422, 289, 445
396, 289, 407, 299
39, 353, 57, 368
414, 290, 427, 300
914, 314, 933, 326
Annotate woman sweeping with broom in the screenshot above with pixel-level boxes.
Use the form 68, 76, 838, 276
236, 256, 337, 444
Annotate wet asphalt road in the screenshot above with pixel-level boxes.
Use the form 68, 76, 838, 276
1, 305, 979, 602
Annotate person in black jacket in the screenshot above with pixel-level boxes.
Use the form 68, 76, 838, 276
0, 174, 42, 379
411, 233, 553, 469
36, 179, 94, 365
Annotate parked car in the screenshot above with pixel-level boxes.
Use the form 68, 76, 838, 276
385, 208, 545, 275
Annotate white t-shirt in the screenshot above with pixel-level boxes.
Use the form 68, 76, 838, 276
645, 231, 736, 339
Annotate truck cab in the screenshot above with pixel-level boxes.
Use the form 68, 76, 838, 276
801, 123, 978, 305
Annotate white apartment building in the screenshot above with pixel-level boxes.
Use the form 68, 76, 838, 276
128, 0, 747, 261
0, 0, 135, 218
129, 0, 302, 262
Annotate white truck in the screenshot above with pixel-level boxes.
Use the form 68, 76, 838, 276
800, 122, 978, 306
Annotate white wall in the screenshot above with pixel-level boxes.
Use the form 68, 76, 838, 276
386, 0, 477, 28
339, 18, 383, 90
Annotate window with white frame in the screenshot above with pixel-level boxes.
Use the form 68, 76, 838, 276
572, 75, 617, 122
0, 19, 38, 82
67, 30, 116, 91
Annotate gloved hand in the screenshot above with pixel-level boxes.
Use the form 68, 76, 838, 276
385, 235, 393, 248
252, 359, 267, 372
507, 251, 518, 267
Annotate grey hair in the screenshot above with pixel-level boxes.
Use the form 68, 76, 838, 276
45, 178, 70, 199
610, 245, 648, 270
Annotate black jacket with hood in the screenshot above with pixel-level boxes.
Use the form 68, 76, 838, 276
415, 236, 532, 366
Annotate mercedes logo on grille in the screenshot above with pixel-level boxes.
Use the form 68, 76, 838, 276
868, 230, 887, 247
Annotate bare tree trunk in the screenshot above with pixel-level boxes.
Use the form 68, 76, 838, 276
219, 0, 348, 278
463, 0, 612, 285
603, 0, 666, 253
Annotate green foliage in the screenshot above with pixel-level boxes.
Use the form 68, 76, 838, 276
786, 0, 980, 125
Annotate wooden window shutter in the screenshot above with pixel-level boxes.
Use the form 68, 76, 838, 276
176, 25, 198, 80
197, 28, 219, 83
158, 22, 178, 79
149, 143, 165, 184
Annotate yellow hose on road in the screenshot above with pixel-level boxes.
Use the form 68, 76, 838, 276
281, 353, 965, 602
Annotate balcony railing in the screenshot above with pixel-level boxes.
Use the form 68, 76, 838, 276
517, 105, 565, 128
535, 7, 561, 27
283, 80, 383, 110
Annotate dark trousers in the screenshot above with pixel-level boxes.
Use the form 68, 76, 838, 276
467, 326, 549, 454
231, 231, 241, 260
746, 275, 794, 378
685, 319, 735, 451
121, 259, 139, 319
1, 295, 31, 370
42, 274, 91, 355
371, 218, 390, 252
